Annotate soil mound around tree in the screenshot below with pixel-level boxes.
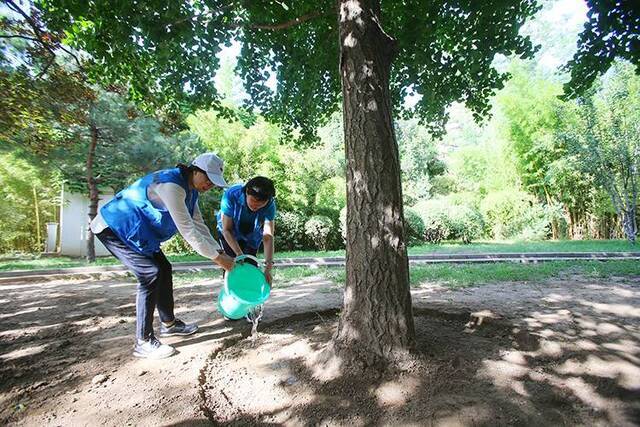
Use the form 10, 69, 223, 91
200, 307, 640, 426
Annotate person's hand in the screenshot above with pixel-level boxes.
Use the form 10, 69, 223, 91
264, 267, 273, 287
214, 253, 235, 272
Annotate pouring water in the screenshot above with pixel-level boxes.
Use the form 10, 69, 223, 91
247, 304, 264, 338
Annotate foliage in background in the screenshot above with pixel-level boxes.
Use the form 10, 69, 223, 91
560, 62, 640, 243
304, 215, 335, 252
0, 152, 60, 252
404, 208, 426, 246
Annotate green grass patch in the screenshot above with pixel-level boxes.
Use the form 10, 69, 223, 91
409, 260, 640, 289
172, 265, 336, 288
173, 270, 222, 287
276, 260, 639, 290
408, 239, 639, 255
0, 255, 118, 271
1, 239, 637, 272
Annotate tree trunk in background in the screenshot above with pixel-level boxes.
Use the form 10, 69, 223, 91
543, 187, 558, 239
604, 178, 638, 244
622, 208, 637, 244
86, 123, 99, 262
332, 0, 415, 368
33, 186, 41, 251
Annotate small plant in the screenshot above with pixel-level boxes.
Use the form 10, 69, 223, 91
275, 210, 306, 251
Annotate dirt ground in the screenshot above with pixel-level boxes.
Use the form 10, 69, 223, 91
1, 270, 639, 426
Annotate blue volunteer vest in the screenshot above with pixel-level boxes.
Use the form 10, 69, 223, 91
101, 168, 198, 256
216, 184, 275, 249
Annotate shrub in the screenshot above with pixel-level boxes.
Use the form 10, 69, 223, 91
413, 198, 484, 244
275, 210, 306, 251
414, 200, 451, 244
448, 205, 484, 244
404, 208, 426, 245
304, 215, 334, 251
517, 203, 551, 240
480, 191, 549, 240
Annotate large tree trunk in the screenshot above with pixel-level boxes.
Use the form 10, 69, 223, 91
86, 123, 99, 262
332, 0, 415, 368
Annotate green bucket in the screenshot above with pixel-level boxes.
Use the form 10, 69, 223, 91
217, 255, 271, 320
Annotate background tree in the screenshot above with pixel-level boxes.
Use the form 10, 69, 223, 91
561, 62, 640, 243
1, 2, 208, 259
0, 151, 60, 252
496, 61, 594, 238
56, 90, 208, 261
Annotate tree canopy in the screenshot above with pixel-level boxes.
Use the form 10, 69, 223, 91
35, 0, 539, 138
563, 0, 640, 98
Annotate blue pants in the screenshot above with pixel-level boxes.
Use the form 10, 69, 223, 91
96, 228, 175, 341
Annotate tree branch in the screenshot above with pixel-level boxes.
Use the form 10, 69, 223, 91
3, 0, 85, 73
35, 55, 56, 79
0, 34, 40, 42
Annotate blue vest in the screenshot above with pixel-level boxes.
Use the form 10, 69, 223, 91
101, 168, 198, 256
216, 184, 275, 249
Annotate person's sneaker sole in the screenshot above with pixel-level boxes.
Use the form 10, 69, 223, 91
158, 325, 199, 337
132, 348, 176, 359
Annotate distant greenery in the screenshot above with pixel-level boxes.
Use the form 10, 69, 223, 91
1, 1, 638, 256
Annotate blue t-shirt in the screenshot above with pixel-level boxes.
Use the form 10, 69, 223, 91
217, 184, 276, 247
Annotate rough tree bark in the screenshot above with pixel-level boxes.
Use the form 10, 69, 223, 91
331, 0, 415, 368
86, 122, 99, 262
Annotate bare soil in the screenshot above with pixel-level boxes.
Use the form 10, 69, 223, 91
1, 272, 639, 426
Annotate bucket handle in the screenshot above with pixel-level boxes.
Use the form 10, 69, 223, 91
235, 254, 261, 266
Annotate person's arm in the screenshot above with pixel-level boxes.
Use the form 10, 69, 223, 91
221, 213, 244, 256
262, 219, 275, 286
154, 183, 234, 271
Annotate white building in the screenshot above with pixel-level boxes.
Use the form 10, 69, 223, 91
59, 185, 114, 257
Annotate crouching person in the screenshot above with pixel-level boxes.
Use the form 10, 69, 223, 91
91, 153, 235, 359
217, 176, 276, 286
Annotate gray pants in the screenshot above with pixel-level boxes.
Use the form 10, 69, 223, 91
96, 228, 174, 341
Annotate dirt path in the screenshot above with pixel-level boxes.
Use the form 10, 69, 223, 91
1, 272, 639, 426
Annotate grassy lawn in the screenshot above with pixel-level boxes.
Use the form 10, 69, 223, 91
1, 239, 638, 272
171, 260, 639, 290
408, 239, 640, 255
408, 260, 640, 288
172, 265, 340, 288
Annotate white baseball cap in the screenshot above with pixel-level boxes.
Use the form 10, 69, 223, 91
191, 153, 228, 188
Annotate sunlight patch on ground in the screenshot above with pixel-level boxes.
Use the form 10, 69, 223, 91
555, 355, 640, 389
374, 376, 420, 407
0, 344, 46, 361
579, 300, 640, 318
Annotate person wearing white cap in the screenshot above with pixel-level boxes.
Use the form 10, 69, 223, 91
90, 153, 235, 359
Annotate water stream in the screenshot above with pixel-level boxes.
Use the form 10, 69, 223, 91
247, 304, 264, 338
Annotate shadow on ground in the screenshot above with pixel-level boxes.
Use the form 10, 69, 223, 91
200, 281, 640, 426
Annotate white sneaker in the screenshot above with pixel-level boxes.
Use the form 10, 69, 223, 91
133, 336, 175, 359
